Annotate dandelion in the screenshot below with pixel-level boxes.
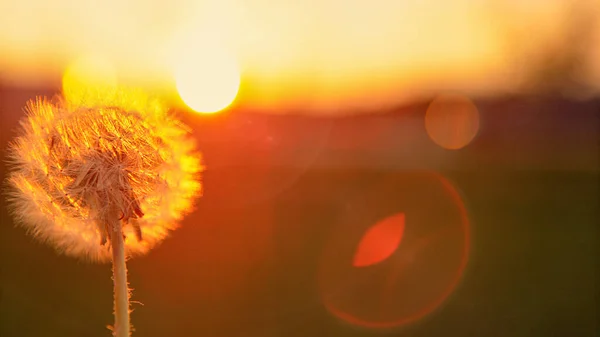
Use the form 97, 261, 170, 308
5, 87, 203, 336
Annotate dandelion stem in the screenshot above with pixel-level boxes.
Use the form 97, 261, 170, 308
111, 216, 131, 337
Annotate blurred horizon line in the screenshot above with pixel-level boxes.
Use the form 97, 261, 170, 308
2, 85, 597, 173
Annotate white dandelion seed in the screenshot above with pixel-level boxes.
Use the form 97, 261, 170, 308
5, 87, 203, 336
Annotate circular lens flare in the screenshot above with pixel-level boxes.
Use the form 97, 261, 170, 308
319, 172, 470, 329
425, 94, 480, 150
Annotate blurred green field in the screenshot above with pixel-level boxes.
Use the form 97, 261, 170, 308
1, 166, 598, 337
1, 86, 598, 336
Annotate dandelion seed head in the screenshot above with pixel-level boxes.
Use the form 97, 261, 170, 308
5, 88, 203, 262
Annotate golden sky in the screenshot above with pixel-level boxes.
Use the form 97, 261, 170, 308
0, 0, 598, 113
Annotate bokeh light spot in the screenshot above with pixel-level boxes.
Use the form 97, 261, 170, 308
174, 47, 240, 114
353, 213, 405, 268
62, 55, 117, 106
425, 94, 480, 150
319, 172, 470, 329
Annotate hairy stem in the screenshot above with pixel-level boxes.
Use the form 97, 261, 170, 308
110, 217, 131, 337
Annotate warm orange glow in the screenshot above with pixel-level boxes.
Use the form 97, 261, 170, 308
1, 0, 598, 112
425, 94, 480, 150
62, 55, 118, 106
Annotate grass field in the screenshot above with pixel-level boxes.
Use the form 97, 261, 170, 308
1, 166, 597, 337
0, 88, 598, 336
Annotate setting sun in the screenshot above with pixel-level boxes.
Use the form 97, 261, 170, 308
174, 47, 240, 114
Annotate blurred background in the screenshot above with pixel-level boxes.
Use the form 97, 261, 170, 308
0, 0, 599, 336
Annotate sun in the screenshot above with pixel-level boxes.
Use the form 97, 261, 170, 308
174, 47, 241, 114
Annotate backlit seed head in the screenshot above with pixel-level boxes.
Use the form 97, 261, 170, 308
5, 88, 203, 262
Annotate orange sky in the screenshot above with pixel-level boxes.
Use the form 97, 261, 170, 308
0, 0, 598, 113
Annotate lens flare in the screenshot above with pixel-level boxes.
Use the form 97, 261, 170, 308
353, 213, 405, 268
425, 94, 480, 150
319, 172, 470, 329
